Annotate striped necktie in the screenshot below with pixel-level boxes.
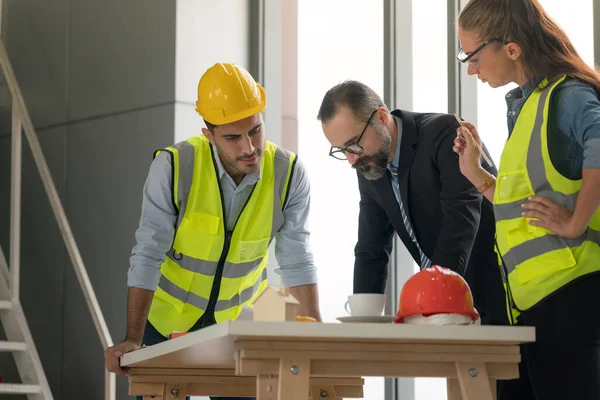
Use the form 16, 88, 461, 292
389, 166, 432, 269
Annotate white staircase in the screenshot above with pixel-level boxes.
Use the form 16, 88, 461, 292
0, 7, 116, 397
0, 247, 52, 399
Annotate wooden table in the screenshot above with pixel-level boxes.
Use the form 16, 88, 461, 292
121, 320, 535, 400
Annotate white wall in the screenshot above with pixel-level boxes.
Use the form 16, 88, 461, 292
174, 0, 251, 144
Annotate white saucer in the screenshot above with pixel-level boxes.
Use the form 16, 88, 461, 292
336, 315, 396, 323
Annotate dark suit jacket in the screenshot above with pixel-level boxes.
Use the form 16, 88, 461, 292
354, 109, 508, 325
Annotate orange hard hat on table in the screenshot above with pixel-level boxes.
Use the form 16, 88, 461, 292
395, 265, 479, 323
195, 63, 267, 125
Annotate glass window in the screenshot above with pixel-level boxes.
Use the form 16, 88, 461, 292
412, 1, 449, 399
413, 0, 448, 114
298, 0, 385, 399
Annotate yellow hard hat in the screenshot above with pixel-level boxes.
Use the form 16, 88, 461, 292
195, 63, 267, 125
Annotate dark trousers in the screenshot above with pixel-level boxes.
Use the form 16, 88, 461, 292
464, 254, 510, 327
498, 272, 600, 400
135, 321, 256, 400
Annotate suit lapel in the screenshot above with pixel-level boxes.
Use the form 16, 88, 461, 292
392, 110, 418, 211
386, 110, 420, 262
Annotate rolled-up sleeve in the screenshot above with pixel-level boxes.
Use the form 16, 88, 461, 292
127, 151, 177, 290
273, 157, 318, 287
556, 81, 600, 169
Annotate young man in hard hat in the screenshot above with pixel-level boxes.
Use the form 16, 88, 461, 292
104, 64, 322, 398
318, 80, 508, 327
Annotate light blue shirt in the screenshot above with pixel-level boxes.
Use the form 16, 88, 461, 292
127, 143, 318, 290
506, 77, 600, 178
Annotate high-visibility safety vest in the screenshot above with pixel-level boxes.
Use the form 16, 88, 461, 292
147, 135, 297, 337
493, 74, 600, 322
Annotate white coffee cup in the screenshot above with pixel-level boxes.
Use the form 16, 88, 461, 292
344, 293, 387, 317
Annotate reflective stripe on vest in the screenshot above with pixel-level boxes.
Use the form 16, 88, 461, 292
147, 136, 296, 336
493, 75, 600, 313
157, 268, 267, 312
160, 141, 290, 279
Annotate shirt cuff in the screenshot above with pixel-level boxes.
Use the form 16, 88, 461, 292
127, 262, 162, 291
583, 138, 600, 169
275, 263, 318, 287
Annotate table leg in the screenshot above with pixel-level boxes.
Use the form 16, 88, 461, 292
277, 358, 310, 400
161, 382, 187, 400
490, 379, 497, 400
257, 374, 279, 400
454, 362, 494, 400
447, 379, 461, 400
448, 376, 498, 400
310, 384, 336, 399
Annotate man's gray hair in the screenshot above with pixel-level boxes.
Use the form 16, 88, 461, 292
317, 80, 386, 123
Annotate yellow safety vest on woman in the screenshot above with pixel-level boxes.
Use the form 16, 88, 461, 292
147, 135, 297, 337
493, 74, 600, 322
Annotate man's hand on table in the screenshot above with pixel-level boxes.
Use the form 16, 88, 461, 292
289, 283, 323, 322
104, 339, 140, 375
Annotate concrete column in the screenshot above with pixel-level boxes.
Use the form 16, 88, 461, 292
0, 1, 250, 399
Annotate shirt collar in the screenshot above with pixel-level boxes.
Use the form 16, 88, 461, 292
212, 144, 261, 185
507, 76, 543, 100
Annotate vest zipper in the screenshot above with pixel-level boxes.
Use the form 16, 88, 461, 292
198, 155, 258, 328
199, 230, 233, 328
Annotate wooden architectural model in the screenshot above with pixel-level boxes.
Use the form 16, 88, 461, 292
252, 285, 299, 322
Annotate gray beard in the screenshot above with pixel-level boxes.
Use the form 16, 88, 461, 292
353, 126, 391, 181
354, 159, 388, 180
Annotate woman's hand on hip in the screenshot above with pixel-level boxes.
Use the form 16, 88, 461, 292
522, 195, 586, 239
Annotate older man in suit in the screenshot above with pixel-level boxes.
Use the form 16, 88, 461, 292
318, 80, 507, 326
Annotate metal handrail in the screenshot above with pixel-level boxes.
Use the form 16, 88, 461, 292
0, 39, 116, 400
